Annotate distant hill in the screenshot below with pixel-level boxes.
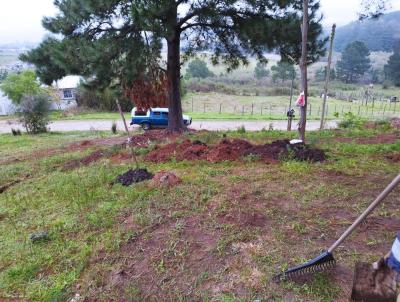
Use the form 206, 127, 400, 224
334, 11, 400, 52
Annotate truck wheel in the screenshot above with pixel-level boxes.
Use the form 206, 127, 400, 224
142, 123, 151, 131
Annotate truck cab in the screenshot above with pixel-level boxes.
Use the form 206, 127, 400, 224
130, 107, 192, 130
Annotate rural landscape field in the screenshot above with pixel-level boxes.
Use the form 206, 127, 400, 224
1, 0, 400, 302
1, 122, 399, 301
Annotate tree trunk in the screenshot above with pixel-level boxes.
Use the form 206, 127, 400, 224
298, 0, 309, 142
320, 24, 336, 130
167, 32, 184, 132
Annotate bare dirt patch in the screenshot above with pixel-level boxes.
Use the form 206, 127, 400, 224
62, 150, 105, 170
145, 139, 326, 164
85, 215, 226, 301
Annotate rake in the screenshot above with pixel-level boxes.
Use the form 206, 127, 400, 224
273, 174, 400, 283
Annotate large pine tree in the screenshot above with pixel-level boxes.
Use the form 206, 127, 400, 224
337, 41, 371, 84
22, 0, 326, 132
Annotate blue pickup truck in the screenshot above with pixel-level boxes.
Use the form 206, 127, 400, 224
130, 107, 192, 130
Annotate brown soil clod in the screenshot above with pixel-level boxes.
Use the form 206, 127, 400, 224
351, 262, 397, 302
114, 168, 153, 186
151, 171, 181, 188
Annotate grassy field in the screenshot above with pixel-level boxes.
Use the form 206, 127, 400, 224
0, 90, 394, 123
0, 125, 399, 301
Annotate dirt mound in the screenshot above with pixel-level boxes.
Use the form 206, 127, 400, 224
109, 152, 133, 163
144, 139, 209, 163
206, 139, 253, 162
291, 143, 327, 162
151, 171, 181, 188
63, 150, 104, 170
385, 152, 400, 163
114, 168, 153, 186
145, 139, 326, 163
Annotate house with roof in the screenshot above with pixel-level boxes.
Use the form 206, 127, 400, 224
0, 75, 80, 115
51, 75, 80, 110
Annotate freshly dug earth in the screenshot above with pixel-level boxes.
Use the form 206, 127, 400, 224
351, 262, 397, 302
114, 168, 153, 186
62, 150, 104, 170
145, 139, 326, 163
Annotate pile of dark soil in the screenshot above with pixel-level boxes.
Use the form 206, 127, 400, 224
145, 139, 326, 163
114, 168, 153, 186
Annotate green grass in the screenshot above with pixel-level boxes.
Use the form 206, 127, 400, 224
0, 127, 399, 301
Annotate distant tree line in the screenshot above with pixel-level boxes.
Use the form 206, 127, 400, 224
334, 11, 400, 52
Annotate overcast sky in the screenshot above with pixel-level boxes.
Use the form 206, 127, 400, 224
1, 0, 400, 44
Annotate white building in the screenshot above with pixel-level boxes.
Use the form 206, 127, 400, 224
0, 75, 80, 115
51, 75, 80, 110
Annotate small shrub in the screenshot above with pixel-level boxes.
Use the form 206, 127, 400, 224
338, 112, 365, 129
111, 122, 117, 134
11, 128, 22, 136
19, 93, 51, 134
237, 125, 246, 134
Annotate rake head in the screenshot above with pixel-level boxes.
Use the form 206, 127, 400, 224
273, 251, 336, 283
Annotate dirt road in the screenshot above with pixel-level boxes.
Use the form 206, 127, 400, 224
0, 119, 338, 134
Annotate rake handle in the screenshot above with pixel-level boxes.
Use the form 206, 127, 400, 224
328, 174, 400, 254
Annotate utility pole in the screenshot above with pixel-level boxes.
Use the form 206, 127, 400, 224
298, 0, 309, 142
320, 24, 336, 130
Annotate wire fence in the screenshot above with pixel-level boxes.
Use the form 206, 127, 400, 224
183, 94, 400, 120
